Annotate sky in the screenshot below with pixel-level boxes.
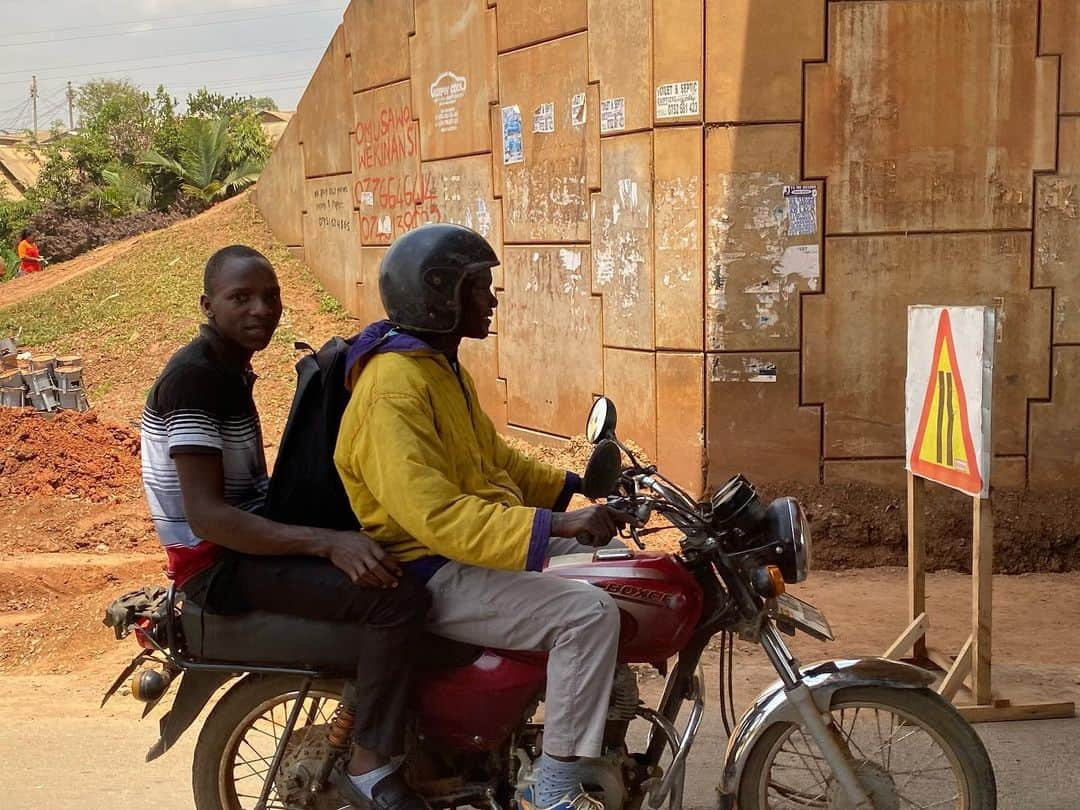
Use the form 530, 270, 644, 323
0, 0, 347, 132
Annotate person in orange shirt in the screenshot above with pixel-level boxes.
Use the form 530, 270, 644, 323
16, 228, 42, 275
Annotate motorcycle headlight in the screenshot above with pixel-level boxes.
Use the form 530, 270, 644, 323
763, 497, 811, 583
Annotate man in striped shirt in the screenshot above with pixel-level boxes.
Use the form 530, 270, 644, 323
141, 245, 431, 810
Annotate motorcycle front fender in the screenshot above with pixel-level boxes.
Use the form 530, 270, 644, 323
716, 657, 934, 806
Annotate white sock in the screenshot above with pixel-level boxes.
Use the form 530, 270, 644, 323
348, 759, 400, 799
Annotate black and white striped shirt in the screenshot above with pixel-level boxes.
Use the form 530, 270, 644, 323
140, 325, 269, 585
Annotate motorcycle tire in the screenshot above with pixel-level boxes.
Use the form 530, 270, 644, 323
736, 686, 996, 809
192, 673, 345, 810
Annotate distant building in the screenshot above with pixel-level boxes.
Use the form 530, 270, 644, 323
0, 133, 48, 201
257, 110, 294, 147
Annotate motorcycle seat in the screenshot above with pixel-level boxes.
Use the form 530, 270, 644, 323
179, 599, 480, 674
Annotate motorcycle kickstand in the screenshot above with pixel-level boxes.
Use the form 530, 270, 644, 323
255, 678, 313, 810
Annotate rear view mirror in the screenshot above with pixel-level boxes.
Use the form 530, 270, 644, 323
582, 439, 622, 499
586, 397, 617, 444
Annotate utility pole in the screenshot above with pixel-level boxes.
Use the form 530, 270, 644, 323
30, 75, 38, 135
66, 81, 75, 131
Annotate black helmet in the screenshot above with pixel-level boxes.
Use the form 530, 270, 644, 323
379, 223, 500, 334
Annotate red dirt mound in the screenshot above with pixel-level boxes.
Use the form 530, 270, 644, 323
0, 409, 141, 504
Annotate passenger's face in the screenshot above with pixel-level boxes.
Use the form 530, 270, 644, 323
458, 268, 498, 340
201, 258, 283, 352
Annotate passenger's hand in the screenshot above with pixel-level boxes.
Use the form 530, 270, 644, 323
551, 505, 632, 547
322, 530, 401, 588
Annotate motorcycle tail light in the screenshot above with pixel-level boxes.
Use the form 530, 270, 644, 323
133, 617, 156, 651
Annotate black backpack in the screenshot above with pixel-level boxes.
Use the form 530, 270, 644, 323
263, 336, 360, 530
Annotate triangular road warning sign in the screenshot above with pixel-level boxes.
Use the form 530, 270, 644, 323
909, 310, 983, 495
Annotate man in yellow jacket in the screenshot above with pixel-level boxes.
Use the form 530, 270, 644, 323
334, 223, 629, 810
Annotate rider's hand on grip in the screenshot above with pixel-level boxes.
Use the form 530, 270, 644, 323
553, 504, 633, 547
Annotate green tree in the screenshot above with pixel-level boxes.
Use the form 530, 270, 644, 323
76, 79, 166, 164
185, 89, 277, 118
140, 116, 262, 205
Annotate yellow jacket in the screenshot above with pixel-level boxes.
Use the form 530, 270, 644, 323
333, 321, 576, 572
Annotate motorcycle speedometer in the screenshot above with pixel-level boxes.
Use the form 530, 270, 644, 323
710, 474, 766, 547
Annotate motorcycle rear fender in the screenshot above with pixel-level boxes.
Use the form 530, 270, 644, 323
716, 657, 934, 806
145, 669, 233, 762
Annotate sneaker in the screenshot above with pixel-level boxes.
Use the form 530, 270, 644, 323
517, 784, 606, 810
331, 762, 431, 810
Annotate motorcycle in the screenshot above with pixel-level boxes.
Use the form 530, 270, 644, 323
103, 397, 995, 810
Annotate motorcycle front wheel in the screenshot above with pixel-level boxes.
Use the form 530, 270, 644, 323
192, 674, 346, 810
736, 686, 996, 809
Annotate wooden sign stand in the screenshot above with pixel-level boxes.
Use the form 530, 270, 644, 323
886, 472, 1075, 723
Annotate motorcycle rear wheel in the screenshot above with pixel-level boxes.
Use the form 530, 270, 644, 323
736, 686, 996, 809
192, 674, 345, 810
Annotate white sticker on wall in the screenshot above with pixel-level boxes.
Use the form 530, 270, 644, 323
571, 92, 587, 126
429, 71, 467, 134
533, 102, 555, 133
600, 97, 625, 133
783, 185, 818, 236
655, 81, 700, 119
501, 105, 524, 165
359, 191, 375, 207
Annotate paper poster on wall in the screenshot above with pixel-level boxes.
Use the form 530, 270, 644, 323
600, 97, 625, 133
905, 306, 995, 498
501, 105, 524, 165
533, 102, 555, 134
655, 81, 699, 118
783, 185, 818, 236
571, 92, 587, 127
430, 71, 467, 134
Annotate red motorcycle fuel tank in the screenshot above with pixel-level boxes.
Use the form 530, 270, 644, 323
414, 551, 704, 751
544, 551, 704, 663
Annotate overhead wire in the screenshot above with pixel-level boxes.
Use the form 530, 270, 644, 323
14, 0, 340, 38
0, 46, 326, 89
0, 39, 327, 82
9, 5, 344, 48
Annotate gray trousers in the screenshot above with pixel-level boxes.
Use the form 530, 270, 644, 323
425, 537, 622, 758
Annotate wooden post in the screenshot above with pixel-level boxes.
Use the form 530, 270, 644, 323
907, 472, 927, 659
972, 495, 993, 706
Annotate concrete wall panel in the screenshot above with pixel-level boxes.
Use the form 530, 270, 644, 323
654, 126, 703, 350
704, 0, 824, 123
805, 0, 1058, 233
497, 34, 592, 243
355, 247, 388, 326
653, 0, 703, 126
461, 336, 509, 434
499, 246, 602, 436
423, 154, 506, 289
707, 352, 820, 484
803, 233, 1050, 459
592, 132, 654, 349
1035, 118, 1080, 345
705, 125, 821, 352
302, 176, 360, 309
352, 81, 427, 246
344, 0, 413, 92
589, 0, 653, 135
603, 348, 657, 458
496, 0, 588, 52
1030, 348, 1080, 488
1041, 0, 1080, 114
657, 352, 705, 496
255, 117, 304, 246
299, 27, 353, 178
411, 0, 496, 161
